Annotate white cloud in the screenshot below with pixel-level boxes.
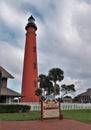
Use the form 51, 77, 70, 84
0, 0, 91, 95
0, 41, 23, 82
0, 2, 20, 28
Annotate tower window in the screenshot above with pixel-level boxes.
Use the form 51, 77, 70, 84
34, 80, 36, 87
33, 46, 36, 52
33, 62, 36, 69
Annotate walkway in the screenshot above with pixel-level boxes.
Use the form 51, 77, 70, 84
0, 119, 91, 130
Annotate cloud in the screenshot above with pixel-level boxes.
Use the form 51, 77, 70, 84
0, 0, 91, 95
37, 0, 91, 93
0, 41, 23, 91
0, 1, 25, 30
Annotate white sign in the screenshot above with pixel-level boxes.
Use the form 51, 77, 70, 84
41, 99, 60, 119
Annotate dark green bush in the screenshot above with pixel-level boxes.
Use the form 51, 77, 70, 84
0, 104, 30, 113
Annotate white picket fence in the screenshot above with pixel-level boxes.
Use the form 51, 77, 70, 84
28, 103, 91, 111
61, 103, 91, 110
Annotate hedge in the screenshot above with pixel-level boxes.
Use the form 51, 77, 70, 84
0, 104, 30, 113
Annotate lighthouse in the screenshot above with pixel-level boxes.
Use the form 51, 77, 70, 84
21, 15, 39, 102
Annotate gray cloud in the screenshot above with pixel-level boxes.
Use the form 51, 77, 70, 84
0, 0, 91, 95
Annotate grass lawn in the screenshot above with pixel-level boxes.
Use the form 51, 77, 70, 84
62, 110, 91, 124
0, 110, 91, 124
0, 111, 41, 121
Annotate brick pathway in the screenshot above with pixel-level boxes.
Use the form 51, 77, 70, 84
0, 119, 91, 130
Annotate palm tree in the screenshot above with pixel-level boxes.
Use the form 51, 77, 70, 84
35, 88, 42, 96
38, 74, 54, 95
38, 74, 48, 89
35, 68, 64, 97
48, 68, 64, 95
48, 68, 64, 85
53, 84, 60, 95
35, 88, 43, 101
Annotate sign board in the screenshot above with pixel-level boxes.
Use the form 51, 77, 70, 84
41, 96, 63, 120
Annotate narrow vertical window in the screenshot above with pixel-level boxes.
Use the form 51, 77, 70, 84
33, 46, 36, 52
34, 80, 36, 87
33, 62, 36, 69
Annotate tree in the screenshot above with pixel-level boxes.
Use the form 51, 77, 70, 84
35, 88, 42, 96
35, 68, 75, 100
36, 68, 64, 97
61, 84, 75, 97
35, 88, 45, 101
48, 68, 64, 95
38, 74, 53, 95
53, 84, 60, 95
48, 68, 64, 85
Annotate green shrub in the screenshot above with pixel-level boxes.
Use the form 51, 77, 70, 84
0, 104, 30, 113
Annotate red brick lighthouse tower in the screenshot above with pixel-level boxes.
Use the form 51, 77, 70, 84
21, 15, 39, 102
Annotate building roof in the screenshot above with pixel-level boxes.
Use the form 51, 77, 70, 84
0, 87, 21, 97
77, 88, 91, 96
63, 93, 74, 99
0, 66, 14, 78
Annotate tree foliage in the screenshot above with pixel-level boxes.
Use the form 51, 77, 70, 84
48, 68, 64, 85
35, 67, 75, 101
35, 68, 64, 99
53, 84, 60, 95
61, 84, 75, 97
38, 74, 54, 95
35, 88, 42, 96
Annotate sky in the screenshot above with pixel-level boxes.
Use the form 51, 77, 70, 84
0, 0, 91, 97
